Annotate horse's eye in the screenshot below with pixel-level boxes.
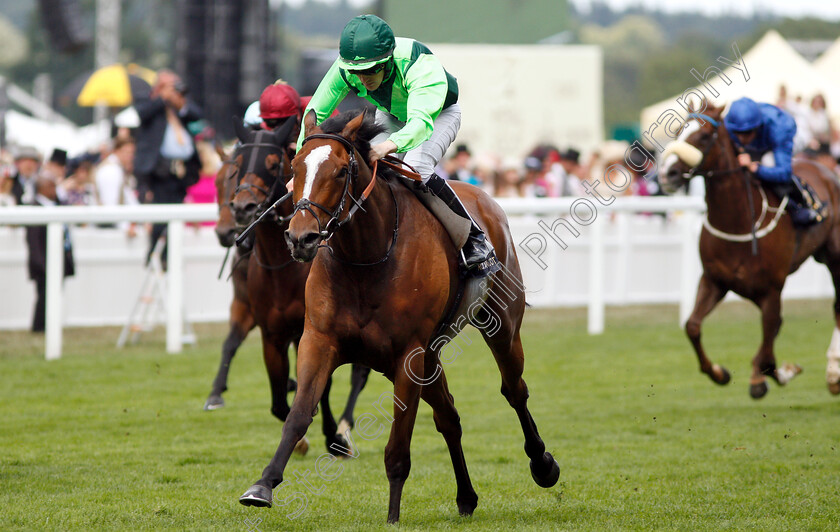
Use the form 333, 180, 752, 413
335, 168, 348, 180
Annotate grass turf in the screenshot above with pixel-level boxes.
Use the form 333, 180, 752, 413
1, 300, 839, 531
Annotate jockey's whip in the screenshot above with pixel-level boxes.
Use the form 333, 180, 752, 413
736, 146, 759, 255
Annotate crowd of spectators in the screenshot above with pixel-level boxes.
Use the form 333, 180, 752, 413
436, 140, 660, 199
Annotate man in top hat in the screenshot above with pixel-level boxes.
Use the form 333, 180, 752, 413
43, 148, 68, 180
9, 146, 42, 205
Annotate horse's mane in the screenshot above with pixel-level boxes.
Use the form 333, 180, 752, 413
319, 110, 387, 169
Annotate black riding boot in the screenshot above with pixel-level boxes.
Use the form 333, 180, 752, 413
425, 174, 501, 277
771, 181, 822, 227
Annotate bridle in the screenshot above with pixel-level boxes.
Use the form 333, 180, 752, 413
679, 113, 742, 180
293, 133, 371, 242
230, 129, 294, 221
292, 132, 404, 266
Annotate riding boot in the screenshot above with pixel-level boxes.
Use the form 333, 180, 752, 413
774, 178, 822, 227
419, 173, 501, 277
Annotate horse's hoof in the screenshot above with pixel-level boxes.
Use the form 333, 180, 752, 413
749, 381, 768, 399
328, 431, 351, 457
287, 379, 297, 393
775, 363, 803, 385
204, 395, 224, 410
294, 436, 309, 456
711, 365, 731, 385
530, 452, 560, 488
239, 484, 272, 507
456, 491, 478, 516
827, 381, 840, 395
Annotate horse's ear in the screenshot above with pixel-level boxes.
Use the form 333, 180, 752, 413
340, 110, 366, 141
232, 116, 250, 143
303, 109, 318, 137
272, 117, 296, 149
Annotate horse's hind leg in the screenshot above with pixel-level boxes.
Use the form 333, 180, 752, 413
749, 289, 783, 399
686, 274, 731, 385
482, 325, 559, 489
318, 375, 348, 456
205, 300, 254, 410
751, 287, 803, 398
419, 359, 478, 517
823, 254, 840, 394
336, 364, 372, 436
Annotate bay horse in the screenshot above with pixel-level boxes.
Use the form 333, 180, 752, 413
215, 120, 371, 452
238, 110, 559, 523
204, 146, 258, 411
659, 104, 840, 398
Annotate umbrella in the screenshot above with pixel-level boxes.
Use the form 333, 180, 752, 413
61, 63, 157, 108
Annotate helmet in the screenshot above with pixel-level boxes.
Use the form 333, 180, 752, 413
724, 97, 763, 132
338, 15, 395, 71
243, 101, 262, 127
259, 81, 302, 119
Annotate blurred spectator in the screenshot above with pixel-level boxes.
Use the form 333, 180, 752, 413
95, 137, 138, 207
449, 144, 479, 183
94, 137, 139, 235
470, 152, 498, 189
522, 155, 549, 198
494, 157, 523, 197
25, 175, 75, 332
0, 150, 15, 206
557, 148, 584, 196
42, 149, 68, 181
61, 160, 98, 206
805, 94, 834, 154
9, 146, 42, 205
133, 69, 203, 267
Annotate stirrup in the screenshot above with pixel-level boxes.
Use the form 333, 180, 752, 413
459, 233, 501, 278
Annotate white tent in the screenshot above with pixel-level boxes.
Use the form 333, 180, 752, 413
640, 30, 836, 150
3, 110, 110, 158
813, 36, 840, 110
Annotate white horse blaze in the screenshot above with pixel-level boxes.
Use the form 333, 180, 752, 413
826, 328, 840, 386
302, 145, 332, 206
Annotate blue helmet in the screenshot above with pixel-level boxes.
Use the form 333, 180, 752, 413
724, 97, 762, 132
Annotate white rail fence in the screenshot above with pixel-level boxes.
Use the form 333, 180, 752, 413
0, 197, 834, 360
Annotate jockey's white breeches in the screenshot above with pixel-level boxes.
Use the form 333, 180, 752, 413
371, 103, 461, 183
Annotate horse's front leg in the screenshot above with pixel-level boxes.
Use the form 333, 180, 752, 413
686, 274, 731, 385
384, 347, 423, 524
751, 289, 801, 399
239, 332, 339, 507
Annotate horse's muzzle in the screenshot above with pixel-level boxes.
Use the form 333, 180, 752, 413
231, 201, 259, 227
215, 225, 237, 248
285, 229, 320, 262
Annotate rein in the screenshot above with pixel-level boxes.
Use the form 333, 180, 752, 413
702, 186, 789, 242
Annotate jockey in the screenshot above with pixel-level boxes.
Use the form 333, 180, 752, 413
298, 14, 500, 277
243, 81, 310, 157
724, 97, 822, 226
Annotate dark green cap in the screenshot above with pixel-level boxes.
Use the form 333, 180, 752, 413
338, 15, 395, 70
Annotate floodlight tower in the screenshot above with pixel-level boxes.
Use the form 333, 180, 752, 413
95, 0, 121, 123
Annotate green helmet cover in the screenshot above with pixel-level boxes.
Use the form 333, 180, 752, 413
338, 15, 395, 70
